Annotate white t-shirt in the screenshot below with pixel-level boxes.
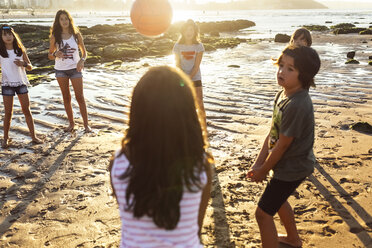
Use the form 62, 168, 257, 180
0, 50, 29, 87
173, 43, 204, 81
54, 35, 80, 71
111, 152, 206, 248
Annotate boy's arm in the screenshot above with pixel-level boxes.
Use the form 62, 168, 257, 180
249, 133, 293, 182
247, 133, 270, 178
252, 133, 270, 168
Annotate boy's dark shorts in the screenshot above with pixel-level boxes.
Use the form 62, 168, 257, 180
193, 80, 202, 87
258, 177, 305, 216
1, 85, 28, 96
55, 68, 82, 79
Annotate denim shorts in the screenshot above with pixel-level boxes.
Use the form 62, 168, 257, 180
1, 85, 28, 96
55, 68, 82, 79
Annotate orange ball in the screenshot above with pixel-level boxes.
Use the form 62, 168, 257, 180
130, 0, 173, 37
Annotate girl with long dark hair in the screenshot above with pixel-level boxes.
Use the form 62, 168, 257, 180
48, 9, 91, 132
0, 25, 43, 148
110, 66, 213, 247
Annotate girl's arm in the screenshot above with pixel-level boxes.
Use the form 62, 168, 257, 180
174, 53, 181, 68
76, 32, 87, 72
189, 51, 203, 79
22, 51, 32, 71
198, 159, 212, 238
48, 35, 63, 60
250, 133, 294, 182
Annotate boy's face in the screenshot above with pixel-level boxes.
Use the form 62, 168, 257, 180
277, 54, 302, 92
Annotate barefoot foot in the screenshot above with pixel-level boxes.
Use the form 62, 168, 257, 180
278, 235, 302, 248
1, 139, 9, 148
32, 137, 44, 144
64, 124, 75, 132
84, 125, 92, 133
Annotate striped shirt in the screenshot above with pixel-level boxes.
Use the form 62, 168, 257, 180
111, 152, 206, 248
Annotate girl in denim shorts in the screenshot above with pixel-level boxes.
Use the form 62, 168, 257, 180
0, 25, 43, 148
48, 9, 91, 133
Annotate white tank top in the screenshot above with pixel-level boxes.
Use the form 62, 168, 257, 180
0, 50, 29, 87
54, 35, 80, 70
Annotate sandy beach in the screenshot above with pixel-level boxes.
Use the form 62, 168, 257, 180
0, 28, 371, 248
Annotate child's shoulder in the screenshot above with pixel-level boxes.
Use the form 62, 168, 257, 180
286, 90, 312, 112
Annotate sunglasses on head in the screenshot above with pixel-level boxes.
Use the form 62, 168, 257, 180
2, 26, 12, 30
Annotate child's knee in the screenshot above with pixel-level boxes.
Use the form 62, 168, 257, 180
255, 206, 272, 222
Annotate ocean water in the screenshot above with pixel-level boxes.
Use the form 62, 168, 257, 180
2, 8, 372, 38
0, 9, 371, 145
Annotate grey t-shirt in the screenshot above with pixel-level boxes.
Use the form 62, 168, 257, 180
268, 89, 315, 181
173, 43, 204, 81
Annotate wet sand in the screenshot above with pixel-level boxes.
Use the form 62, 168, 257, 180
0, 33, 371, 247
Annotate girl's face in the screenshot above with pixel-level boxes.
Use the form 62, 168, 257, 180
277, 54, 302, 92
293, 34, 308, 47
59, 14, 70, 30
184, 26, 195, 41
1, 31, 14, 45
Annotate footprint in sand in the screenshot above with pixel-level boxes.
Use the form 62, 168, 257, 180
322, 225, 336, 236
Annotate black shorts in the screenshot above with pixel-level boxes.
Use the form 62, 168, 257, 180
258, 177, 305, 216
193, 80, 202, 87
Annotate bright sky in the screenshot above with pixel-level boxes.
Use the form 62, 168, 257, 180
319, 0, 372, 1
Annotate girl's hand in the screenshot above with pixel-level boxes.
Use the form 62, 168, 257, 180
76, 59, 85, 72
247, 168, 267, 183
54, 50, 64, 58
14, 59, 25, 67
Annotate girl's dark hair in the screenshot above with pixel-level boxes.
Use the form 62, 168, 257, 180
276, 45, 321, 89
290, 28, 312, 47
110, 66, 211, 230
177, 19, 200, 44
0, 25, 25, 58
50, 9, 79, 47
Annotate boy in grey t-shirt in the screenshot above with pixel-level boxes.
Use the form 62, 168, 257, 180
247, 45, 321, 248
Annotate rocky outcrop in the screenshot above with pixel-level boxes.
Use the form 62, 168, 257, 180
303, 25, 329, 31
13, 19, 255, 76
360, 29, 372, 35
345, 59, 360, 64
274, 33, 290, 43
347, 51, 355, 59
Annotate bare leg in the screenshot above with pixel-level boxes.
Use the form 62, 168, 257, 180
2, 95, 14, 148
255, 206, 278, 248
71, 77, 91, 132
277, 201, 302, 247
195, 86, 206, 127
57, 77, 75, 132
17, 93, 43, 144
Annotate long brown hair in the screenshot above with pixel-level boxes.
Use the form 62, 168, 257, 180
290, 28, 312, 47
177, 19, 201, 45
50, 9, 79, 47
0, 25, 25, 57
110, 66, 212, 230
